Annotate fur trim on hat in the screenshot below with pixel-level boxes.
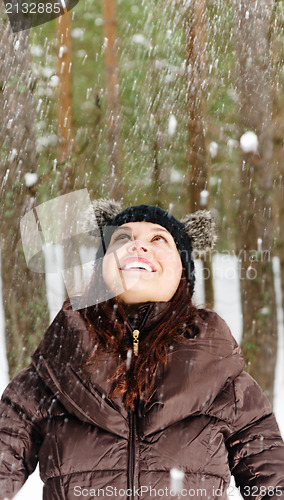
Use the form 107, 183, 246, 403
83, 198, 123, 236
180, 210, 217, 254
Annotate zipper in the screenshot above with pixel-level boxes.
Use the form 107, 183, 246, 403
126, 307, 153, 497
129, 304, 154, 356
128, 409, 136, 500
126, 303, 154, 341
132, 329, 140, 356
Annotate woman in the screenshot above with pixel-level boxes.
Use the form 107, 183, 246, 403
0, 201, 283, 500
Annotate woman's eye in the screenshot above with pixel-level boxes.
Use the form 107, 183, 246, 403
152, 235, 167, 242
111, 233, 167, 244
113, 233, 131, 242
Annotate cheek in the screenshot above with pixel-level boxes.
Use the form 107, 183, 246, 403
163, 263, 182, 285
102, 253, 117, 282
156, 250, 182, 288
102, 247, 127, 284
156, 248, 182, 272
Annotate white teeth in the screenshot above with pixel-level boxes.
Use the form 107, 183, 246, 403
123, 261, 153, 272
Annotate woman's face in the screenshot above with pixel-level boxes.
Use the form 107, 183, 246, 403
102, 221, 182, 307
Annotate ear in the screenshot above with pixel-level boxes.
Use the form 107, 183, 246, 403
83, 198, 123, 236
180, 210, 217, 254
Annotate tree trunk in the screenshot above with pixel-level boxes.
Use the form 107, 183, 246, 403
0, 10, 49, 378
232, 0, 277, 404
101, 0, 124, 200
56, 15, 84, 298
56, 12, 73, 168
270, 4, 284, 327
184, 0, 214, 307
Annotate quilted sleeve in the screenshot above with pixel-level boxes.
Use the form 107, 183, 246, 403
0, 366, 44, 499
226, 371, 284, 500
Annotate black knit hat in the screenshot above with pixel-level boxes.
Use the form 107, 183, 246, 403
95, 204, 196, 295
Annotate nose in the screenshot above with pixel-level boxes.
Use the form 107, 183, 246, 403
127, 239, 148, 253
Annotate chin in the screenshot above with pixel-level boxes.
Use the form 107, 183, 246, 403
118, 289, 156, 305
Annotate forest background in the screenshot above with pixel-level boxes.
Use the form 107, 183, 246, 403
0, 0, 284, 409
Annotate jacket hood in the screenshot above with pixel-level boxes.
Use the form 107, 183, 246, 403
31, 303, 245, 438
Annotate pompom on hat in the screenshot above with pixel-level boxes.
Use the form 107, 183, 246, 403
86, 199, 217, 295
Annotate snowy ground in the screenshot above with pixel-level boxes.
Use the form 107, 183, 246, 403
0, 253, 283, 499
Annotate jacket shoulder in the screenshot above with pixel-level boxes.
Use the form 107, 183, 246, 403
194, 308, 233, 332
190, 308, 239, 347
206, 369, 273, 430
1, 364, 57, 424
230, 370, 272, 430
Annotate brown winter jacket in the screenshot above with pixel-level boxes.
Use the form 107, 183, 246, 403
0, 302, 284, 500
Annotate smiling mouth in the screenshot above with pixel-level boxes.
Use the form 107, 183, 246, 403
119, 261, 156, 272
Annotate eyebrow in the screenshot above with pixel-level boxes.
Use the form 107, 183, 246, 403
112, 226, 170, 234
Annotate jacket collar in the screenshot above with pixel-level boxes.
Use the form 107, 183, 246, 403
31, 304, 244, 438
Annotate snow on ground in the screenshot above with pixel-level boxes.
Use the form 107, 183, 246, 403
273, 257, 284, 438
0, 253, 283, 499
44, 244, 65, 323
0, 250, 9, 395
212, 254, 242, 344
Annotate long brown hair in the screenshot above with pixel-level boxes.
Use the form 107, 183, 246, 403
79, 261, 197, 410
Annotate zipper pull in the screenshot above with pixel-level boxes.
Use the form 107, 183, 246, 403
132, 329, 140, 356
